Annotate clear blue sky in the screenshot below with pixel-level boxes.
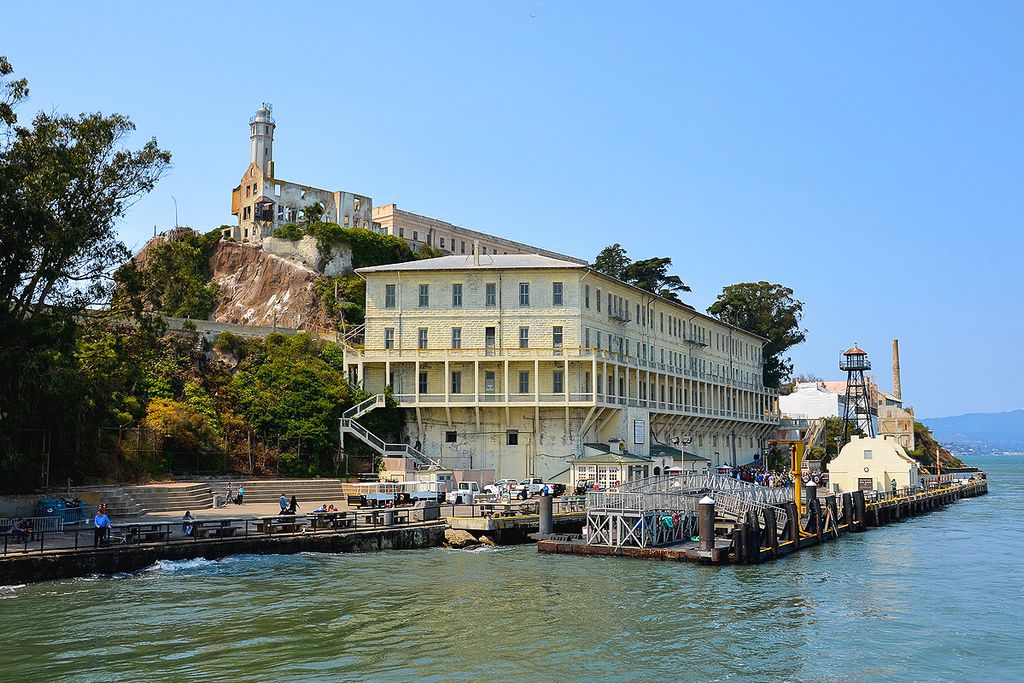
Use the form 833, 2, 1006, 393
7, 2, 1023, 418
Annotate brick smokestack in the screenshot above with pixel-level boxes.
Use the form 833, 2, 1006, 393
892, 339, 902, 401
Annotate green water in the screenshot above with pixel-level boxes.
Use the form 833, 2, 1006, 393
1, 454, 1021, 682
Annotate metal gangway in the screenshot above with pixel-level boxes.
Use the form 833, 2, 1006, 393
586, 472, 792, 549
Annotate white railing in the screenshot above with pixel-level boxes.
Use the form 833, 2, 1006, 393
1, 516, 65, 533
342, 393, 386, 420
339, 418, 438, 468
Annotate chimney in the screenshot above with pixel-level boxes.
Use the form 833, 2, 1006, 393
892, 339, 902, 401
473, 239, 480, 266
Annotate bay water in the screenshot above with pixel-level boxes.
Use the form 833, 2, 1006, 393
1, 454, 1021, 681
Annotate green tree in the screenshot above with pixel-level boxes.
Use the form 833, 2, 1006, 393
117, 230, 220, 319
707, 282, 806, 389
592, 243, 631, 280
302, 202, 325, 224
593, 244, 691, 300
622, 256, 691, 300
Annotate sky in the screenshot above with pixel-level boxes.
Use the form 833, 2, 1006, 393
6, 2, 1023, 418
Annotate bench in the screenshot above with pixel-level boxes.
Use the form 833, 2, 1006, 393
192, 519, 240, 539
257, 516, 306, 534
358, 509, 412, 526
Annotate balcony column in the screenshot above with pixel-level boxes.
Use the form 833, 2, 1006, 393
415, 359, 420, 403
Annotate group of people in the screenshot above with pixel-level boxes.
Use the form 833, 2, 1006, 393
724, 465, 828, 489
279, 494, 299, 515
223, 483, 245, 506
312, 503, 339, 513
7, 517, 33, 541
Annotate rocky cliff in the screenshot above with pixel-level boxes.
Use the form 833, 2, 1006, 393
208, 240, 328, 330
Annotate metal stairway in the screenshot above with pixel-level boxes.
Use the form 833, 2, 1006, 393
339, 394, 439, 469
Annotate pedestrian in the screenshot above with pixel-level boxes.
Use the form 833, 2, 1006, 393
891, 479, 898, 496
94, 508, 111, 547
288, 495, 299, 514
236, 485, 245, 505
225, 482, 233, 506
279, 493, 288, 514
182, 511, 195, 536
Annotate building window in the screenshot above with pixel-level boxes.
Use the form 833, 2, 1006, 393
584, 328, 590, 348
518, 371, 530, 393
418, 371, 428, 394
552, 282, 563, 306
507, 430, 519, 446
385, 284, 396, 308
452, 283, 463, 307
596, 289, 601, 312
553, 370, 564, 394
445, 431, 457, 443
584, 285, 590, 308
398, 227, 404, 237
519, 326, 529, 349
384, 328, 394, 349
440, 237, 445, 249
418, 328, 428, 349
450, 371, 462, 394
418, 284, 429, 308
413, 230, 418, 241
552, 326, 563, 354
486, 283, 497, 307
519, 282, 530, 307
484, 371, 496, 393
460, 241, 466, 254
451, 327, 462, 349
864, 450, 873, 460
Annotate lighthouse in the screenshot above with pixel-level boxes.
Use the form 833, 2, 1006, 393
250, 103, 275, 177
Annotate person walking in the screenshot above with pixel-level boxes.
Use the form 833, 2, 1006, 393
93, 509, 111, 547
182, 511, 195, 537
224, 482, 233, 507
279, 493, 288, 514
236, 485, 245, 505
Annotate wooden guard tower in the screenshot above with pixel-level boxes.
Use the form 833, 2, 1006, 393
839, 344, 875, 445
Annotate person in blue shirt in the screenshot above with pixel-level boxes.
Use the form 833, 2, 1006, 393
94, 510, 111, 547
235, 485, 245, 505
279, 494, 288, 514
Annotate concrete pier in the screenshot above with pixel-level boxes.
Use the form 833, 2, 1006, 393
0, 522, 445, 585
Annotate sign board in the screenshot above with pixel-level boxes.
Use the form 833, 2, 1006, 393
858, 478, 874, 491
633, 419, 645, 445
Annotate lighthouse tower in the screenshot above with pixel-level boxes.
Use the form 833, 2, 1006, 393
250, 103, 275, 177
839, 343, 875, 445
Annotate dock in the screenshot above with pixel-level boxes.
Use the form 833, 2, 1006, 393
445, 499, 586, 542
538, 473, 988, 564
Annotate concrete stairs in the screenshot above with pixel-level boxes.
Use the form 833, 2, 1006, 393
235, 479, 347, 506
122, 483, 215, 513
71, 487, 147, 518
340, 394, 438, 469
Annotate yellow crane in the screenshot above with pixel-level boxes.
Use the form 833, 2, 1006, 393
768, 439, 806, 516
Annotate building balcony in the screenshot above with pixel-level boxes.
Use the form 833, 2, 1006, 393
388, 391, 780, 424
352, 346, 776, 396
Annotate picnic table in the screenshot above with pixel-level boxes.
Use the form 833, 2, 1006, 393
477, 501, 537, 518
256, 515, 307, 534
357, 508, 411, 526
124, 523, 171, 544
308, 511, 356, 530
192, 519, 240, 539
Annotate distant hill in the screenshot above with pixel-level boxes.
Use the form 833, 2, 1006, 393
922, 410, 1024, 451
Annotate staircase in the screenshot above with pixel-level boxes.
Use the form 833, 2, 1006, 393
123, 483, 214, 512
339, 394, 439, 469
234, 479, 347, 505
72, 487, 147, 518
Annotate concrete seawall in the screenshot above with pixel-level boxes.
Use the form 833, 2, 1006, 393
0, 523, 445, 585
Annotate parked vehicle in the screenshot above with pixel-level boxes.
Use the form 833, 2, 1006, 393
511, 478, 566, 499
484, 479, 519, 495
446, 481, 494, 505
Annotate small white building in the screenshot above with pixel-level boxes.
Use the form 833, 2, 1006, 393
827, 435, 921, 494
779, 382, 842, 419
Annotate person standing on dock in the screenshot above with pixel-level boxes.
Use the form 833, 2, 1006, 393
236, 485, 245, 505
93, 509, 111, 547
225, 483, 233, 506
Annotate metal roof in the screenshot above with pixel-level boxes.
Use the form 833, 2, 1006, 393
356, 253, 585, 274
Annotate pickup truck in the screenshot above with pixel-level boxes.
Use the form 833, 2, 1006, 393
446, 481, 495, 505
511, 478, 566, 499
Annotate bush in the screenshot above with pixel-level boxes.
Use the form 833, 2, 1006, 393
272, 222, 304, 240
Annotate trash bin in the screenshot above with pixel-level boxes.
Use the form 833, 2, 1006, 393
213, 494, 224, 508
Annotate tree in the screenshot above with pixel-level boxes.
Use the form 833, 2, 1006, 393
301, 202, 325, 224
593, 244, 691, 299
707, 282, 806, 389
592, 243, 631, 280
0, 78, 171, 317
622, 257, 691, 301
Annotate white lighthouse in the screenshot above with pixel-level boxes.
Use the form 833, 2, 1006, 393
249, 103, 275, 177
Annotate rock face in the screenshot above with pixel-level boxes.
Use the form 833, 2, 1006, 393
209, 240, 326, 329
262, 236, 352, 277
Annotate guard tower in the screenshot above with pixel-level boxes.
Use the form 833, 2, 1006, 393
250, 103, 275, 177
839, 343, 875, 444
